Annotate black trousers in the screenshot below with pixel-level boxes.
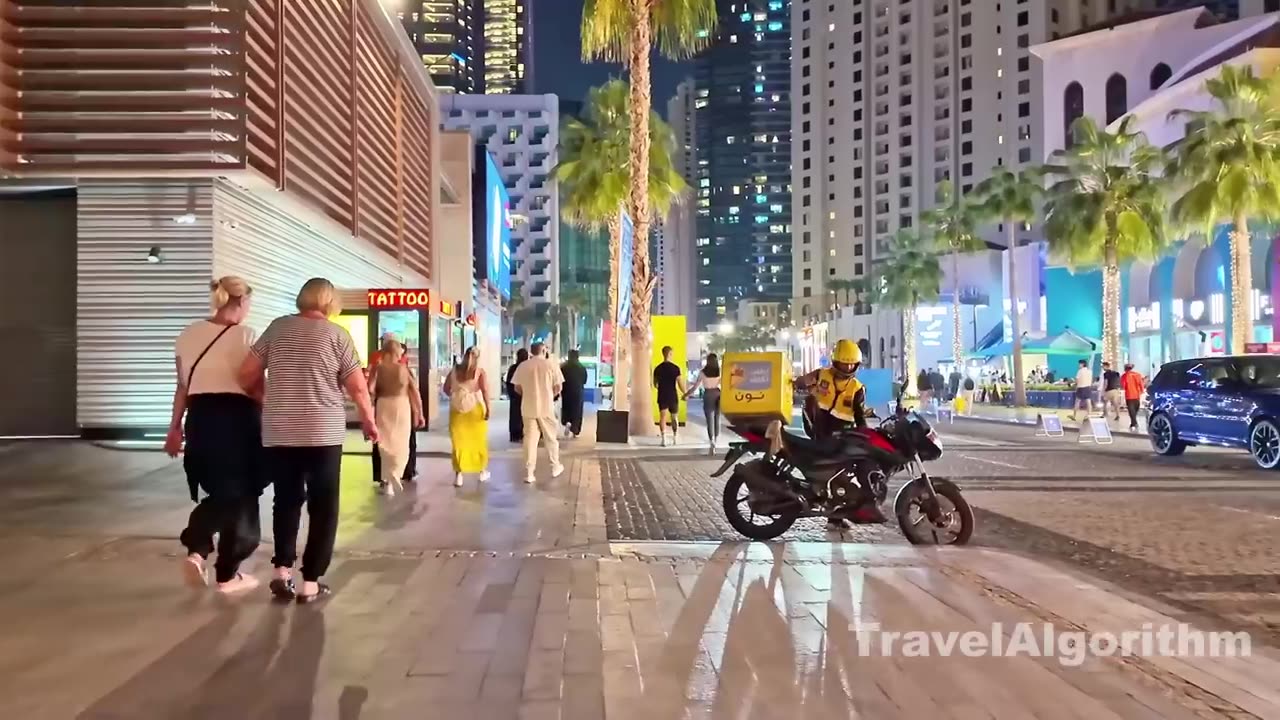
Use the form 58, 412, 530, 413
1126, 399, 1141, 428
370, 427, 417, 482
509, 395, 524, 441
180, 394, 263, 584
268, 445, 343, 582
562, 392, 584, 435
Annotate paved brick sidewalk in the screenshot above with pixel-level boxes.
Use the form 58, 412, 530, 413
4, 441, 1280, 717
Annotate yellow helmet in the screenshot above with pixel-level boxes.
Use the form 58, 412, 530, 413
832, 339, 862, 365
831, 339, 862, 379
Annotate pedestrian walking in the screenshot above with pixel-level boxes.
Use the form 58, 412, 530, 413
560, 349, 588, 438
369, 337, 425, 496
653, 346, 686, 446
917, 368, 934, 408
685, 353, 722, 451
446, 346, 491, 487
961, 375, 976, 414
239, 277, 378, 604
505, 348, 529, 442
1121, 363, 1146, 432
1072, 359, 1094, 422
1101, 361, 1123, 422
369, 335, 418, 487
511, 342, 564, 484
166, 276, 262, 594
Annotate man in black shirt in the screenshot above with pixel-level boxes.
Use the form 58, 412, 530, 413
1101, 361, 1123, 422
653, 346, 686, 446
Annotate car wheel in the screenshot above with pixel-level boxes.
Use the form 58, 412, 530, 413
1149, 412, 1186, 456
1250, 419, 1280, 470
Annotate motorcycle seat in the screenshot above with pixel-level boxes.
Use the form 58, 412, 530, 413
777, 429, 854, 464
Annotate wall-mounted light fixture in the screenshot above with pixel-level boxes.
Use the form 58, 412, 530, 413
173, 214, 196, 225
147, 246, 163, 264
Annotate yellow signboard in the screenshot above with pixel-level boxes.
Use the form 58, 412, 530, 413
722, 351, 793, 425
650, 315, 688, 425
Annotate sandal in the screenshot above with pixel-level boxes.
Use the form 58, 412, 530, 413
296, 583, 332, 605
268, 577, 296, 601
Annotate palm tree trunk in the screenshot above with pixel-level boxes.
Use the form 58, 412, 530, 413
1007, 222, 1026, 407
951, 247, 963, 380
1230, 214, 1253, 354
626, 1, 655, 436
607, 212, 630, 409
1102, 234, 1122, 367
904, 303, 918, 398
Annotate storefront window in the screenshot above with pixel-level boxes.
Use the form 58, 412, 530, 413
334, 314, 371, 367
379, 310, 421, 370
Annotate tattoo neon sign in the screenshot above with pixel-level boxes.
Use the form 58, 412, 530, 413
367, 289, 431, 309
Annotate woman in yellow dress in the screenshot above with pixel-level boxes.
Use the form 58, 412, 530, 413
444, 347, 491, 487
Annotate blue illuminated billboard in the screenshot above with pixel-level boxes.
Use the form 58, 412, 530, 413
617, 209, 633, 329
473, 148, 513, 299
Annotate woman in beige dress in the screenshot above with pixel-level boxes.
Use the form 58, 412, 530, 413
368, 338, 424, 496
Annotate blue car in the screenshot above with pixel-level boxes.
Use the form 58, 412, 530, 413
1147, 355, 1280, 469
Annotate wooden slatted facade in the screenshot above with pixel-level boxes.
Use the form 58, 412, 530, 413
0, 0, 436, 281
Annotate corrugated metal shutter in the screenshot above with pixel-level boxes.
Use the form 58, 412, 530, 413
212, 180, 426, 333
0, 193, 78, 436
77, 181, 214, 429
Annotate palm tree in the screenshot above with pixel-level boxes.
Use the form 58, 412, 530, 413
555, 78, 688, 418
550, 303, 581, 356
511, 306, 539, 349
559, 285, 591, 351
505, 283, 531, 349
855, 229, 942, 396
1042, 116, 1169, 367
827, 278, 858, 309
709, 322, 773, 354
972, 167, 1043, 407
922, 180, 984, 381
1166, 65, 1280, 354
581, 0, 716, 435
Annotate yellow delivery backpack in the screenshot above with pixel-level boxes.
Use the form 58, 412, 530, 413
721, 351, 793, 426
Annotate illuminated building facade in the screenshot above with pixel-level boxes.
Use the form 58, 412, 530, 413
394, 0, 480, 94
0, 0, 451, 436
482, 0, 531, 94
694, 0, 792, 330
389, 0, 529, 94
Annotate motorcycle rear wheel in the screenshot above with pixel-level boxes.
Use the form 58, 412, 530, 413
894, 478, 974, 546
722, 467, 800, 541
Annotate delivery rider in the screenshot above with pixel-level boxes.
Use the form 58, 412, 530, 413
797, 339, 870, 439
796, 339, 886, 526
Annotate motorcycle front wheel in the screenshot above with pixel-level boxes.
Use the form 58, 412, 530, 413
722, 466, 800, 541
894, 478, 974, 546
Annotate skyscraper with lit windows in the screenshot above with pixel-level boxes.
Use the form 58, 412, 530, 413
389, 0, 530, 94
693, 0, 792, 330
482, 0, 532, 94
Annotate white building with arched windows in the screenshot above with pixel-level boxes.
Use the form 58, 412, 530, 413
1032, 7, 1280, 374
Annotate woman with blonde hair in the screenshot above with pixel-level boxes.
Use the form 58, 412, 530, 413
368, 335, 424, 495
444, 346, 491, 487
239, 277, 378, 604
166, 276, 262, 594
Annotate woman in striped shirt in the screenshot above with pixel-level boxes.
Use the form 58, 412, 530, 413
239, 277, 378, 604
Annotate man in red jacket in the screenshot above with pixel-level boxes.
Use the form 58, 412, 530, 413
1121, 363, 1146, 432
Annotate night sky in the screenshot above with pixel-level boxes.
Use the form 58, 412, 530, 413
530, 0, 690, 115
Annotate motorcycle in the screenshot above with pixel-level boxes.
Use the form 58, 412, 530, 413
711, 386, 974, 545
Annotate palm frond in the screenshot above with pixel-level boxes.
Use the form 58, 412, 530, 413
582, 0, 717, 63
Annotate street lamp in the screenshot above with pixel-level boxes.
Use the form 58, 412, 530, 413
718, 321, 734, 336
